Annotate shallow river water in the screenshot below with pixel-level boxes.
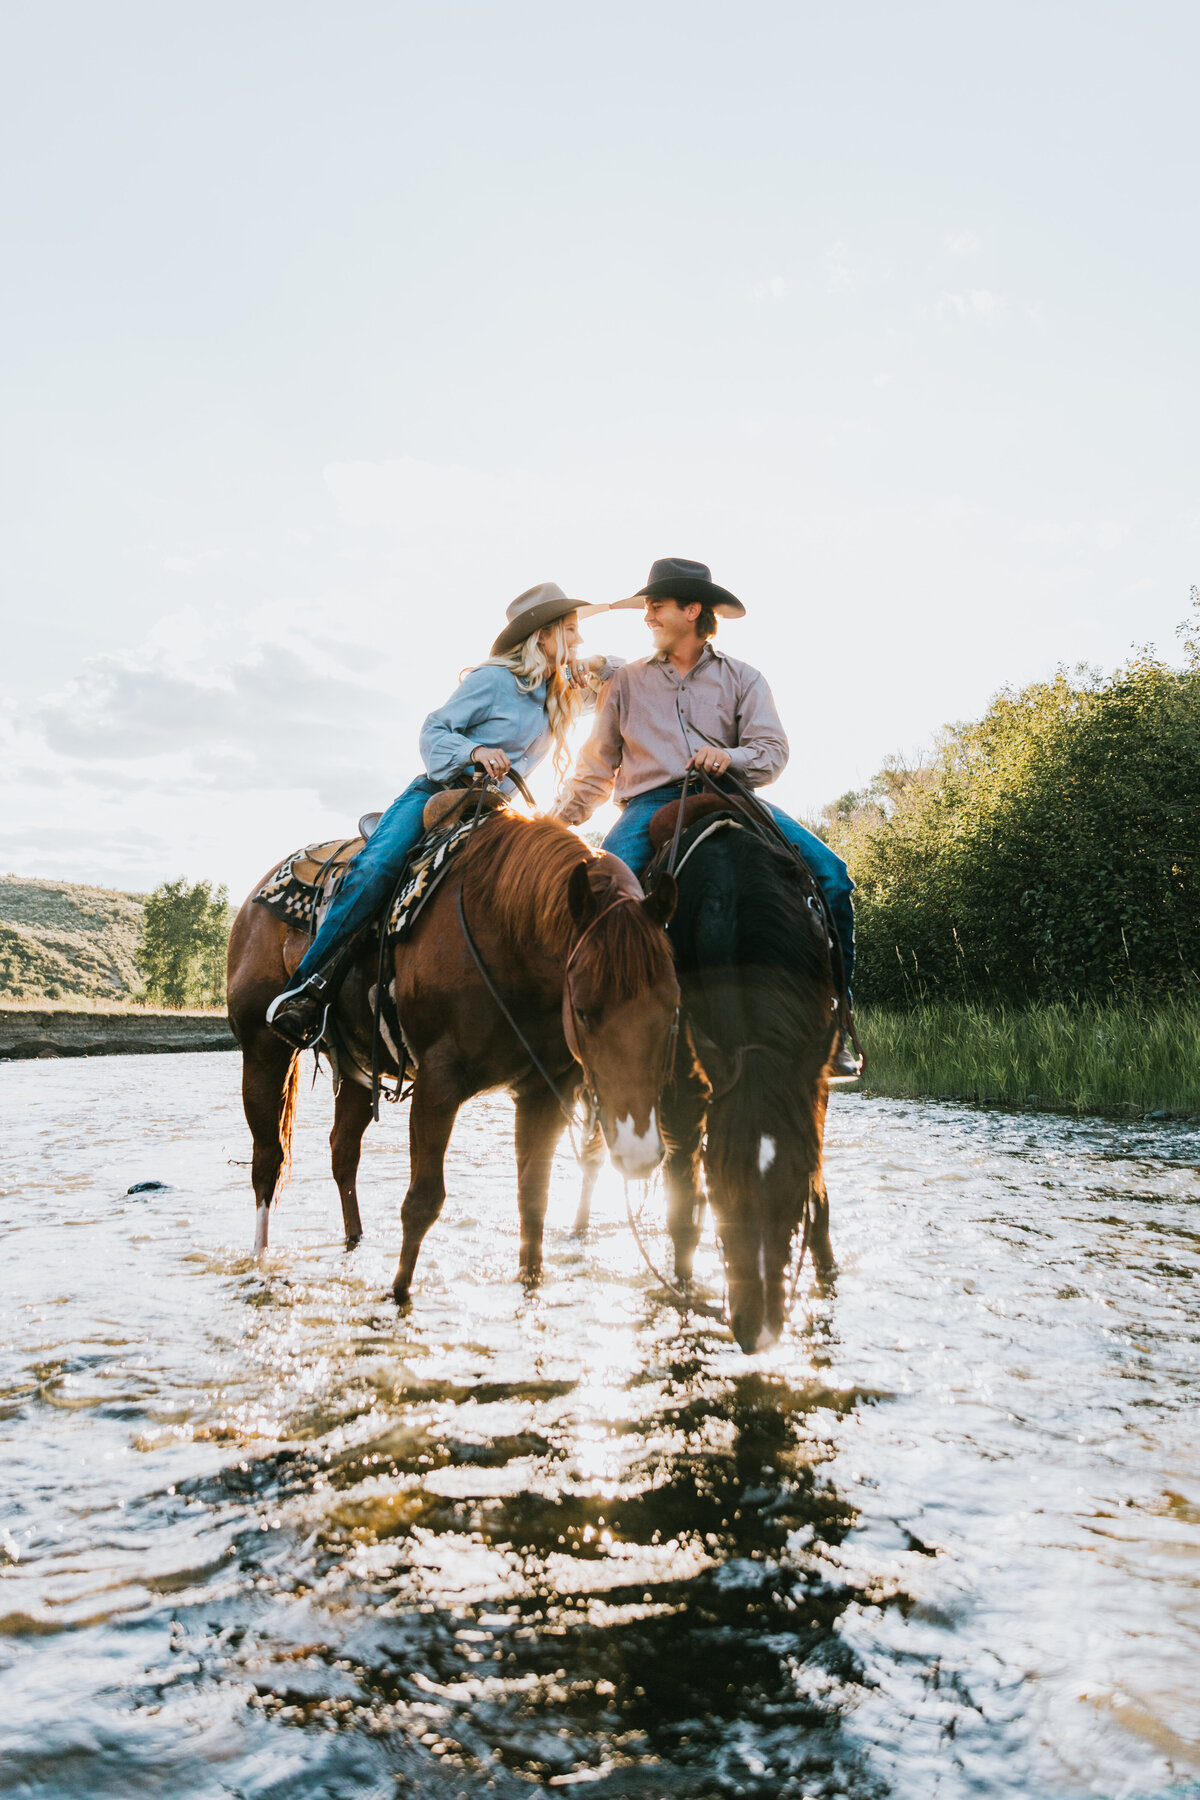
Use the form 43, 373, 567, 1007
2, 1053, 1200, 1800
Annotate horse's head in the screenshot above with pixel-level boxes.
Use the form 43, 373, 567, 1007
715, 1161, 811, 1355
700, 1048, 823, 1351
564, 857, 679, 1180
687, 959, 834, 1355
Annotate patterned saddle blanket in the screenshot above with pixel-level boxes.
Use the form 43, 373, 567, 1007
254, 811, 487, 944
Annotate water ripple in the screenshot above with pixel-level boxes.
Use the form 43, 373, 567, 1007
1, 1059, 1199, 1797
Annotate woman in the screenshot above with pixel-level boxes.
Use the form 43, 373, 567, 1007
265, 583, 616, 1049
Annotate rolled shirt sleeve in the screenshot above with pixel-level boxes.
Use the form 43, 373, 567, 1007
556, 648, 789, 820
419, 666, 519, 784
725, 668, 789, 787
557, 672, 626, 825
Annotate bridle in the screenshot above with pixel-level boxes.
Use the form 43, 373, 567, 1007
561, 896, 681, 1114
458, 879, 680, 1136
653, 765, 862, 1075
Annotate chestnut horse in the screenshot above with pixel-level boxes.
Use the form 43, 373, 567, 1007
227, 811, 679, 1301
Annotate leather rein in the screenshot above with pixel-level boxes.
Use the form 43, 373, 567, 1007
366, 766, 539, 1120
459, 881, 680, 1136
656, 765, 863, 1079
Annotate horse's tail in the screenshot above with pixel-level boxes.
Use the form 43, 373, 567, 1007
278, 1052, 301, 1187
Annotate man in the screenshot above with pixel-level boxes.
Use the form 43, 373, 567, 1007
555, 557, 861, 1079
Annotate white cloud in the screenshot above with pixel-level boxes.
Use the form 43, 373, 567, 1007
1096, 521, 1128, 551
752, 275, 788, 302
946, 231, 982, 256
23, 644, 399, 807
936, 288, 1001, 320
2, 451, 1176, 899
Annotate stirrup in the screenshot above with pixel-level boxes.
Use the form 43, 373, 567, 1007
266, 977, 332, 1050
826, 1027, 863, 1086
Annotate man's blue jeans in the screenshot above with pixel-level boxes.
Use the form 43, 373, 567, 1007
293, 776, 440, 984
602, 782, 856, 988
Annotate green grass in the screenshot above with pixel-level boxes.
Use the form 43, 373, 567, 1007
853, 998, 1200, 1117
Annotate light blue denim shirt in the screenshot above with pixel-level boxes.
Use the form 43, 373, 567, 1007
419, 660, 623, 788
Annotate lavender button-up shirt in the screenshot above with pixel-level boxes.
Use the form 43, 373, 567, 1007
557, 645, 789, 825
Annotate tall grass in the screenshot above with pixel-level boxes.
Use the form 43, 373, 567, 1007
854, 999, 1200, 1116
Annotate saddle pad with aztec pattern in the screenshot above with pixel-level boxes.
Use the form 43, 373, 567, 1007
253, 836, 364, 933
254, 814, 482, 943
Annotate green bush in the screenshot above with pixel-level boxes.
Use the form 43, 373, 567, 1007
136, 878, 232, 1009
824, 601, 1200, 1005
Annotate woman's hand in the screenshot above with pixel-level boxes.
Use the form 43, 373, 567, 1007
471, 746, 512, 779
565, 660, 592, 690
687, 746, 733, 776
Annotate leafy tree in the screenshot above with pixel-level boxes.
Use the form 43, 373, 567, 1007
137, 878, 233, 1009
824, 605, 1200, 1006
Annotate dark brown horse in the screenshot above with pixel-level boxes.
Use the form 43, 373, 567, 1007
577, 795, 837, 1353
227, 810, 679, 1300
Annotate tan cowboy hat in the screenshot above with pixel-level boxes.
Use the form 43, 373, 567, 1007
490, 582, 604, 657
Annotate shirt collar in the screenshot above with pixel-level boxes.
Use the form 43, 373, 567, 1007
649, 642, 722, 671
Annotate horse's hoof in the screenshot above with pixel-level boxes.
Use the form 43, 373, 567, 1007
392, 1281, 411, 1307
344, 1232, 363, 1251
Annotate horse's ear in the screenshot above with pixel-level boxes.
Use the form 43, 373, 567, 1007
568, 859, 598, 925
643, 871, 677, 928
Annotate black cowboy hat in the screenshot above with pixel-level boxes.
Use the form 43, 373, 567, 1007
610, 557, 745, 618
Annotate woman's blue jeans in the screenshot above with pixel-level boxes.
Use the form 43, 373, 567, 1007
293, 776, 440, 983
602, 782, 856, 989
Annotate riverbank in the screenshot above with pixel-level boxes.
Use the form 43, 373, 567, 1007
0, 1004, 236, 1060
853, 998, 1200, 1117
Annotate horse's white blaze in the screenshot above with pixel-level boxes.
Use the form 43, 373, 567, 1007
758, 1134, 776, 1174
610, 1107, 660, 1174
254, 1203, 270, 1253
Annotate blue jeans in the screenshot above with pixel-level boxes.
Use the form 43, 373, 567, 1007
293, 776, 440, 983
602, 782, 856, 988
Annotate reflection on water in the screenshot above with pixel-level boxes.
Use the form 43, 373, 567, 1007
2, 1055, 1200, 1798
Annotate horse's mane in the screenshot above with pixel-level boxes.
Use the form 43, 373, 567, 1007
461, 812, 670, 998
670, 825, 829, 993
670, 824, 834, 1178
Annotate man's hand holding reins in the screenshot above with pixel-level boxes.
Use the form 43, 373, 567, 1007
688, 746, 733, 776
472, 746, 511, 780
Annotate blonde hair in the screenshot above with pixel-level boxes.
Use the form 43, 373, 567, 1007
478, 619, 587, 785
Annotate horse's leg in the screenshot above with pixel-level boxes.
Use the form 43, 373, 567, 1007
572, 1120, 605, 1235
662, 1070, 708, 1284
330, 1079, 372, 1246
241, 1036, 300, 1254
806, 1084, 834, 1274
393, 1062, 461, 1303
807, 1173, 834, 1274
515, 1086, 568, 1282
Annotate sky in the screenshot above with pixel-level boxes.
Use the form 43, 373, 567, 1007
2, 0, 1197, 898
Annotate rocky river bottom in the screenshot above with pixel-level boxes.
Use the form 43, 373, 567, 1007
2, 1052, 1199, 1800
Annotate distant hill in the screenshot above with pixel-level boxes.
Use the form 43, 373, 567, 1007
0, 875, 146, 1003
